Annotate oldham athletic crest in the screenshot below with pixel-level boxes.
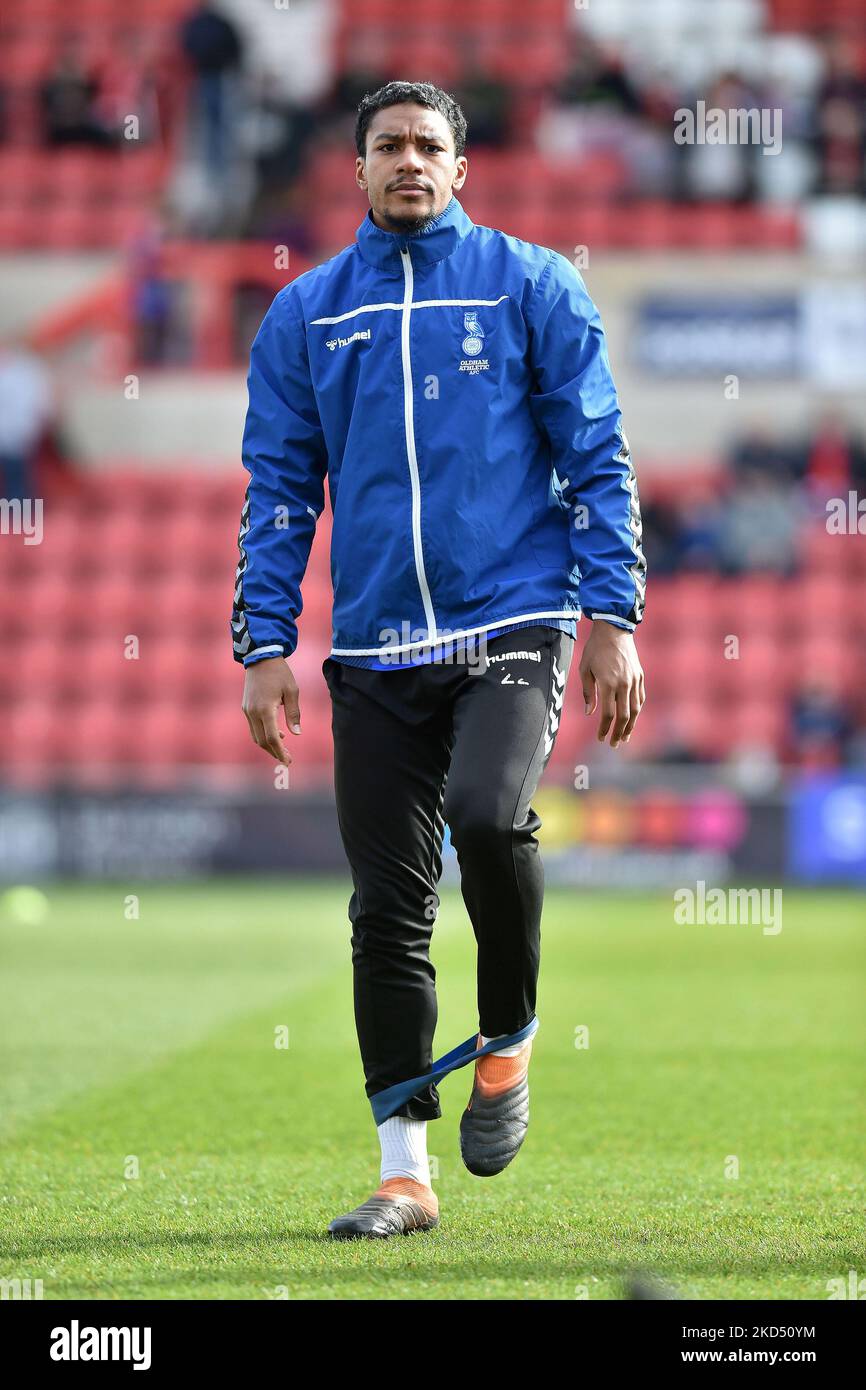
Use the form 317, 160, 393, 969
461, 311, 484, 356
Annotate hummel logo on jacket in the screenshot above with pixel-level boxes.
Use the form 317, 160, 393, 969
231, 194, 646, 666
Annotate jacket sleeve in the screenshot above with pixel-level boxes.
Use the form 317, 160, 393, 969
525, 251, 646, 631
231, 285, 328, 665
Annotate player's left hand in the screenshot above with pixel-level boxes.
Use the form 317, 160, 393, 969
579, 620, 645, 748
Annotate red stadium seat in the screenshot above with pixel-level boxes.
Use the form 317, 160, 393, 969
0, 206, 35, 249
117, 699, 187, 767
725, 700, 788, 754
569, 205, 614, 251
661, 700, 718, 759
0, 700, 65, 770
40, 206, 105, 251
627, 201, 681, 250
718, 577, 788, 636
799, 523, 852, 576
197, 704, 264, 765
96, 514, 172, 577
4, 38, 54, 82
791, 576, 850, 631
24, 576, 78, 630
684, 206, 740, 250
7, 639, 66, 700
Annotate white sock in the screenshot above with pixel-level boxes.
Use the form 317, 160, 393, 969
377, 1116, 430, 1187
481, 1032, 526, 1057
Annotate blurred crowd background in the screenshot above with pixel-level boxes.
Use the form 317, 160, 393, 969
2, 0, 865, 887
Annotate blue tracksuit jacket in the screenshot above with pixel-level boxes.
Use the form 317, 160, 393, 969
231, 194, 646, 667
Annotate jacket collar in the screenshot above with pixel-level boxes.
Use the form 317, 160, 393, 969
355, 194, 474, 270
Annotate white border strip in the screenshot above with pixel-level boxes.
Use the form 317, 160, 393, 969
399, 247, 437, 639
310, 302, 403, 325
310, 295, 509, 326
243, 644, 285, 663
330, 609, 581, 657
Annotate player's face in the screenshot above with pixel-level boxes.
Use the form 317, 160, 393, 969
357, 103, 467, 234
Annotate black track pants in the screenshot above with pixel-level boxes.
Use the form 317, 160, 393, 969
322, 625, 574, 1121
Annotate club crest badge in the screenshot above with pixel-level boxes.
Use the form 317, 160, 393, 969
461, 311, 485, 356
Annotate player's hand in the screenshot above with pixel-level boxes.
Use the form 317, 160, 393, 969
241, 656, 301, 766
579, 621, 645, 748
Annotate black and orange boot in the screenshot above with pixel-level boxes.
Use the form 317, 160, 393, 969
327, 1176, 439, 1240
459, 1035, 534, 1177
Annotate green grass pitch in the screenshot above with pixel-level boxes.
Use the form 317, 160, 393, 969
1, 881, 863, 1300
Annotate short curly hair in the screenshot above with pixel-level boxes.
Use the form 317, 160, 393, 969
355, 80, 468, 158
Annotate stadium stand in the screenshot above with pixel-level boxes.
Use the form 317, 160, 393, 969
3, 463, 865, 785
3, 0, 864, 250
2, 1, 866, 788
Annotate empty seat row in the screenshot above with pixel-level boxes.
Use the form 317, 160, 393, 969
1, 470, 862, 781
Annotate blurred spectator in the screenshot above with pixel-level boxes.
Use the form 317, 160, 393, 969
716, 472, 805, 576
40, 35, 116, 148
676, 496, 722, 572
553, 37, 642, 114
324, 30, 390, 119
539, 35, 674, 194
179, 2, 243, 177
790, 680, 853, 768
730, 425, 801, 484
452, 67, 511, 149
813, 33, 866, 196
242, 184, 317, 257
642, 414, 866, 584
640, 499, 684, 576
678, 72, 764, 204
802, 410, 866, 500
0, 339, 53, 502
128, 223, 183, 367
239, 70, 316, 195
95, 29, 169, 148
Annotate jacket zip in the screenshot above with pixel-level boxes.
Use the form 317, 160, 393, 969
400, 246, 437, 640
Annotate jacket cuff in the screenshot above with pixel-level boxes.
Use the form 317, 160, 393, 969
241, 644, 291, 667
589, 612, 637, 632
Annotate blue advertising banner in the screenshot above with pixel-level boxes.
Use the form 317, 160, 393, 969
633, 287, 866, 383
788, 776, 866, 884
633, 295, 799, 378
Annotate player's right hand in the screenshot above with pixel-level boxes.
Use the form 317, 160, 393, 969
241, 656, 301, 766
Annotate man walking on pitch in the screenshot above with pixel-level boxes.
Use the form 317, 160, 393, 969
232, 82, 646, 1239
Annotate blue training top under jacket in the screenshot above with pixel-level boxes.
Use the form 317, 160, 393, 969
231, 194, 646, 668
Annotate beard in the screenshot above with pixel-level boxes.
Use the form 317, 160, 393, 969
379, 202, 439, 236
